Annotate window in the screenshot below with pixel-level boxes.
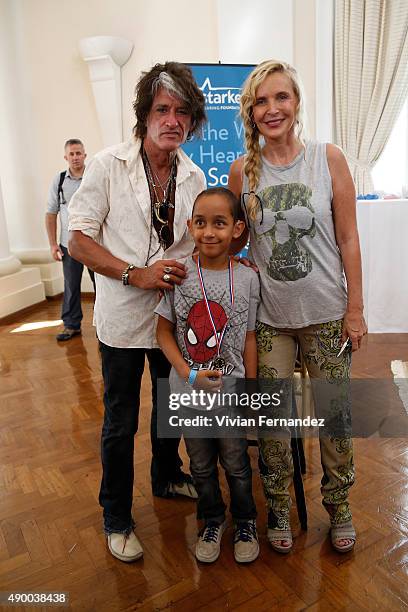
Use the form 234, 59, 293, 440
371, 98, 408, 197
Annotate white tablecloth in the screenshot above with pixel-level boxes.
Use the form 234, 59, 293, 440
357, 199, 408, 333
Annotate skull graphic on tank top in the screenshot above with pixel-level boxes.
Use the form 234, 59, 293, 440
256, 183, 316, 281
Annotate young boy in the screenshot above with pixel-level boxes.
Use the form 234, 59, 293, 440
155, 187, 260, 564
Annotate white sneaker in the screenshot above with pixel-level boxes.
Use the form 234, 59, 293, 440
233, 520, 259, 563
195, 520, 227, 563
107, 530, 143, 562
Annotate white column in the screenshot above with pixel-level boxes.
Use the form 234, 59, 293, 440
0, 0, 55, 301
0, 180, 21, 278
79, 36, 134, 147
315, 0, 334, 142
0, 178, 44, 318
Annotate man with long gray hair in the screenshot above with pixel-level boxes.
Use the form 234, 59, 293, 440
68, 63, 206, 562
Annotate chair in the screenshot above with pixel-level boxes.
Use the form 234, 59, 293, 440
291, 387, 307, 530
250, 384, 308, 531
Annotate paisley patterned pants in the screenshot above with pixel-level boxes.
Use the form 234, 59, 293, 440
256, 319, 355, 528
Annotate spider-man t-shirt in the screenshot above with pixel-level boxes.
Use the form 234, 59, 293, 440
155, 256, 260, 385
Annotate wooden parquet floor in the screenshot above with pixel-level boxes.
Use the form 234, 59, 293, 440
0, 298, 408, 611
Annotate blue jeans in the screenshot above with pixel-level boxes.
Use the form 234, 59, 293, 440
99, 343, 183, 533
184, 437, 257, 524
60, 244, 95, 330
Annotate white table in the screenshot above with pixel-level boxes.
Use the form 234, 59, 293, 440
357, 199, 408, 333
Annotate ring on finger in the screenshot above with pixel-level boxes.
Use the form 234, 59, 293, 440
164, 266, 172, 274
163, 273, 171, 282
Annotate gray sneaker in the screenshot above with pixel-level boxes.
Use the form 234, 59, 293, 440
195, 520, 227, 563
56, 327, 81, 341
233, 520, 259, 563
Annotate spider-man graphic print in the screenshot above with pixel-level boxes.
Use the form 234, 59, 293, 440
176, 285, 240, 375
184, 300, 227, 364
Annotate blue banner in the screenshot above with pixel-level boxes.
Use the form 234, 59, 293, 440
183, 64, 254, 187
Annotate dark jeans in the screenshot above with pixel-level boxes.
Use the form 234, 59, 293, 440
99, 343, 183, 533
60, 244, 95, 330
184, 437, 257, 524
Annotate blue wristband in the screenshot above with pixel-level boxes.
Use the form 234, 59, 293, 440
188, 369, 198, 386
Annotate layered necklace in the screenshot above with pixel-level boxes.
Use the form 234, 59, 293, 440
142, 145, 177, 254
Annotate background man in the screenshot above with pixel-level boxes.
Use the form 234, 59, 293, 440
45, 139, 95, 341
68, 63, 207, 562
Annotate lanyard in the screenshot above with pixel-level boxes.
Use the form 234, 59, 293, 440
196, 255, 234, 358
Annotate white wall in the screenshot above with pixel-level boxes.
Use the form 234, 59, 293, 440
0, 0, 219, 256
218, 0, 293, 65
0, 0, 322, 286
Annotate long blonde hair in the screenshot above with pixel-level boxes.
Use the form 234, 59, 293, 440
240, 60, 306, 220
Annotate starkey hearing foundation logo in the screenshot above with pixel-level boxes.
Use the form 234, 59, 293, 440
199, 77, 242, 105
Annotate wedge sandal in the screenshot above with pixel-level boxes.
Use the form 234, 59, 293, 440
330, 521, 356, 553
267, 528, 293, 553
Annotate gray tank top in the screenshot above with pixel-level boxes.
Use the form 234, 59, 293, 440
242, 141, 347, 328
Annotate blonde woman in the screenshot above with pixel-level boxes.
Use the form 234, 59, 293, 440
229, 60, 367, 553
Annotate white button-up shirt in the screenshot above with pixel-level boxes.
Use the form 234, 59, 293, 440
68, 138, 206, 348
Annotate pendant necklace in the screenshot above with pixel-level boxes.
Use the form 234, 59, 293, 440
196, 255, 234, 370
142, 146, 177, 250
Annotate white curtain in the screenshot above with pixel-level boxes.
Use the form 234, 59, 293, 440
334, 0, 408, 194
